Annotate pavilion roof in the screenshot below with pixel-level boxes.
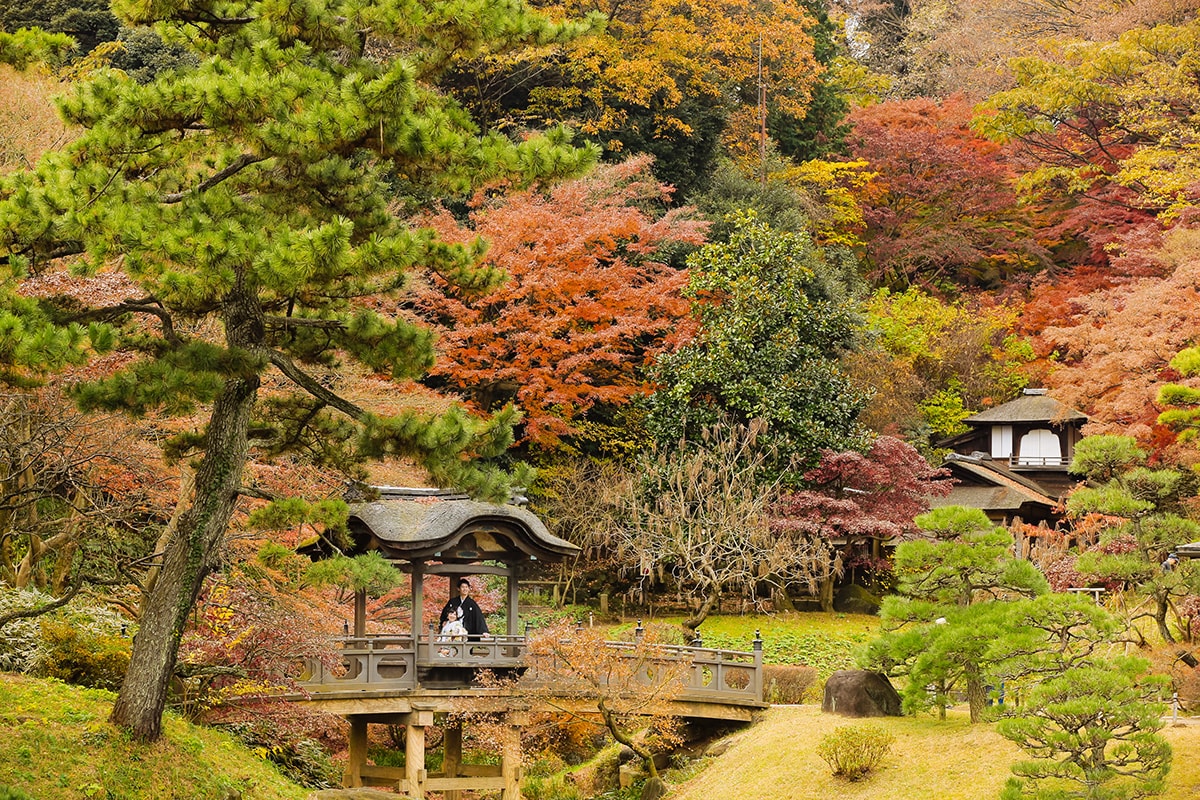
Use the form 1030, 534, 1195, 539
330, 488, 580, 565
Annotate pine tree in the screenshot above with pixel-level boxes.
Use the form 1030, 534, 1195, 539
0, 0, 597, 740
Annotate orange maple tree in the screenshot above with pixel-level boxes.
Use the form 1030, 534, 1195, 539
413, 156, 708, 449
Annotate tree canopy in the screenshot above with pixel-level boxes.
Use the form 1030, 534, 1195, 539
643, 212, 870, 481
0, 0, 598, 741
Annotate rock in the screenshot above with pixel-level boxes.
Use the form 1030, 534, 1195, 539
641, 776, 668, 800
703, 735, 739, 758
619, 762, 643, 790
834, 583, 882, 615
822, 670, 902, 717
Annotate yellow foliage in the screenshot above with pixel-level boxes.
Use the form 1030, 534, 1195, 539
529, 0, 820, 140
778, 159, 877, 248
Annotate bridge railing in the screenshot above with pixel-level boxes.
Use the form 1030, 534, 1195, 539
298, 631, 764, 705
298, 636, 418, 690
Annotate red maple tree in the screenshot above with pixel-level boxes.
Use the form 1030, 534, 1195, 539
848, 95, 1049, 290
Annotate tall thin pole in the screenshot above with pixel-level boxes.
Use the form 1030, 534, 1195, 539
758, 34, 767, 189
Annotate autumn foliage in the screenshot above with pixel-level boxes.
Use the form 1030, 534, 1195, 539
848, 95, 1048, 290
415, 156, 707, 448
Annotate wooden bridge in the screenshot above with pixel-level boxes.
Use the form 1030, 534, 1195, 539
297, 629, 764, 714
291, 629, 766, 798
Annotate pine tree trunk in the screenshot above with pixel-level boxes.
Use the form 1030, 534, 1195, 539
1155, 592, 1175, 644
966, 669, 987, 723
110, 290, 263, 741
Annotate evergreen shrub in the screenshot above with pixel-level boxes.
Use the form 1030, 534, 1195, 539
816, 724, 895, 780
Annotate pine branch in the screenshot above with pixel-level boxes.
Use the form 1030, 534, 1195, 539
161, 154, 267, 204
264, 316, 349, 331
267, 349, 366, 421
76, 296, 182, 345
177, 10, 256, 26
236, 485, 278, 501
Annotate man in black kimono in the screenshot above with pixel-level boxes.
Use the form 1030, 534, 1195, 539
440, 578, 490, 640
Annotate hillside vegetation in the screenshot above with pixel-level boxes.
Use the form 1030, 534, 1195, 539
0, 674, 307, 800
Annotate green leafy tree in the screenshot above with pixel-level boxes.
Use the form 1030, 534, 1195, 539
644, 212, 870, 483
1067, 436, 1200, 643
1157, 345, 1200, 443
0, 0, 116, 55
0, 0, 597, 741
846, 287, 1031, 443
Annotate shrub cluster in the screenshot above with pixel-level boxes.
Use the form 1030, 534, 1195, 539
816, 724, 895, 781
763, 664, 818, 704
221, 721, 341, 789
0, 587, 132, 687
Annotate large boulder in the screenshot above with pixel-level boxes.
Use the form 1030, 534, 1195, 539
822, 670, 902, 717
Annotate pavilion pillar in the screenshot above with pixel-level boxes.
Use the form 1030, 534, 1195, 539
344, 716, 368, 788
507, 567, 520, 635
412, 562, 425, 645
443, 718, 463, 800
353, 588, 367, 637
501, 710, 527, 800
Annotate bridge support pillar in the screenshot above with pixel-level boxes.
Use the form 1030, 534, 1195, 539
406, 712, 430, 799
502, 710, 528, 800
443, 719, 462, 800
343, 716, 368, 787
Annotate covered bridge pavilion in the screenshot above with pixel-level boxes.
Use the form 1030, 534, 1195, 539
296, 487, 765, 797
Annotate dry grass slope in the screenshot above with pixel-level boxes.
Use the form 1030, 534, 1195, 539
668, 705, 1200, 800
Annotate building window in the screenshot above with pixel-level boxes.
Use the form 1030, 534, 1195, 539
991, 425, 1013, 459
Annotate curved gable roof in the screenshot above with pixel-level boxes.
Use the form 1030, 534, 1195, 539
345, 497, 580, 564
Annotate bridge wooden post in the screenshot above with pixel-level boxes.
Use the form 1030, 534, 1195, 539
501, 710, 527, 800
443, 718, 462, 800
344, 716, 368, 787
405, 711, 432, 799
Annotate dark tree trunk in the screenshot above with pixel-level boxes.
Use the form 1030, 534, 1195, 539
109, 291, 263, 741
599, 700, 660, 783
966, 669, 987, 723
818, 576, 835, 613
1155, 592, 1175, 644
683, 587, 719, 633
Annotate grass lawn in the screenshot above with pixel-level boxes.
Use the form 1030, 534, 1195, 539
667, 705, 1200, 800
0, 674, 309, 800
615, 612, 881, 674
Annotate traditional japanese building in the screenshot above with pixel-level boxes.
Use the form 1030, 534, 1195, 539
931, 389, 1089, 526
